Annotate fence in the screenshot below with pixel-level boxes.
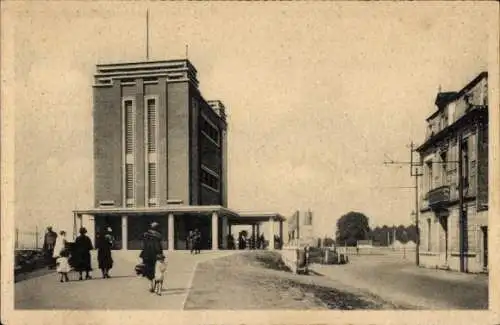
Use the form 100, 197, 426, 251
15, 228, 42, 250
337, 245, 416, 257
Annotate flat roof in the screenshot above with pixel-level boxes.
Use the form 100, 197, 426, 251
73, 206, 286, 222
74, 205, 239, 217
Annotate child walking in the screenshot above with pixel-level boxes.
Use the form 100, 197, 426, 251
56, 248, 71, 282
153, 254, 167, 296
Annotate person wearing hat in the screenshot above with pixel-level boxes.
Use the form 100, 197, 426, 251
96, 226, 114, 279
43, 226, 58, 269
139, 221, 163, 293
73, 227, 93, 280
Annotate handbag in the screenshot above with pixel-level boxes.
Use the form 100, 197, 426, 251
135, 263, 145, 276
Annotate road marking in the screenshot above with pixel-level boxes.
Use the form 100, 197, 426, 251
182, 260, 199, 310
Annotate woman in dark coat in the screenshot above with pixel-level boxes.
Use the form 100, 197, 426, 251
140, 222, 163, 292
96, 227, 114, 279
73, 227, 93, 280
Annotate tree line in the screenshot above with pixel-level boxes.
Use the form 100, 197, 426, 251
321, 211, 418, 247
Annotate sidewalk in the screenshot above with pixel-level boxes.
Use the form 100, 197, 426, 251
15, 250, 237, 310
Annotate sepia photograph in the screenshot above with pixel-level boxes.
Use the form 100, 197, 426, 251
1, 1, 499, 324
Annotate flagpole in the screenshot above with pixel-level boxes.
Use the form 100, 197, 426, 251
146, 9, 150, 61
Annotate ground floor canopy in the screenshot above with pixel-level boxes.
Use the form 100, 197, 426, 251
72, 205, 285, 251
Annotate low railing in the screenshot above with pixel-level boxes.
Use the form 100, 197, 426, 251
15, 228, 42, 250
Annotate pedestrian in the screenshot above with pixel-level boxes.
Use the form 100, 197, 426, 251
52, 230, 67, 260
188, 230, 194, 254
153, 253, 167, 296
73, 227, 93, 281
139, 222, 163, 293
43, 226, 58, 269
96, 227, 114, 279
56, 248, 71, 283
194, 228, 201, 254
304, 244, 310, 265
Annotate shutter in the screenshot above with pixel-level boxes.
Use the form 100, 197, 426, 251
125, 164, 134, 200
147, 98, 157, 153
469, 134, 477, 193
125, 100, 135, 154
148, 163, 157, 200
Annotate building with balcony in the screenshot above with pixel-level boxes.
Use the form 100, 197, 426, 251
72, 59, 286, 251
416, 71, 488, 273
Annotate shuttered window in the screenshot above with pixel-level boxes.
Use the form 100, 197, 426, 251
469, 133, 477, 193
123, 98, 136, 206
146, 98, 157, 153
124, 100, 135, 154
125, 163, 134, 205
148, 163, 157, 203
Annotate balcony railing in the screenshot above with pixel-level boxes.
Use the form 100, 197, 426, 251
427, 185, 451, 208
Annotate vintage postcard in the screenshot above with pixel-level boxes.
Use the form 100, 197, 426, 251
1, 1, 499, 325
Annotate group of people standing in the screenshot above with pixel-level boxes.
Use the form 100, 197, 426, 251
42, 226, 115, 282
187, 229, 202, 254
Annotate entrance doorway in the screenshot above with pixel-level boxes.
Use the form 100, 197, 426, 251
177, 214, 211, 250
95, 215, 122, 250
127, 215, 168, 250
437, 214, 449, 265
481, 226, 488, 269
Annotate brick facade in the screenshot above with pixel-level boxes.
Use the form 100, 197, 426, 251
93, 60, 227, 209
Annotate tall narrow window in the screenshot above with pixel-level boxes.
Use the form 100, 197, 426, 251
440, 151, 447, 187
427, 161, 433, 192
148, 163, 157, 205
124, 100, 135, 154
462, 140, 469, 189
123, 98, 136, 207
146, 98, 157, 153
145, 96, 158, 205
427, 218, 432, 251
125, 163, 134, 206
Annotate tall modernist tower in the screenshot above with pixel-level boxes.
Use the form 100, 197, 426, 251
74, 58, 286, 251
93, 60, 228, 209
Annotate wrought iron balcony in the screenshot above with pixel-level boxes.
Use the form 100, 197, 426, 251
427, 185, 451, 209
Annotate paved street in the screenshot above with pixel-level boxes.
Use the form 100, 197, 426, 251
15, 250, 488, 310
184, 251, 398, 310
15, 250, 237, 309
310, 254, 488, 310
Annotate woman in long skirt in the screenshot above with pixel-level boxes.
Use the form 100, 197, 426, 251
140, 222, 163, 293
96, 227, 114, 279
73, 227, 93, 280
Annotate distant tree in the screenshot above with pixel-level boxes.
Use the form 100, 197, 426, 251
406, 225, 418, 243
368, 223, 418, 246
322, 237, 335, 247
335, 211, 370, 246
368, 226, 385, 246
396, 225, 408, 243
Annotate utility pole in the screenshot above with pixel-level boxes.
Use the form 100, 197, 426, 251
458, 134, 465, 273
384, 142, 423, 266
410, 142, 423, 266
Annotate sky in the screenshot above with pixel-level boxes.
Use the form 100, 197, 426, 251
7, 2, 493, 238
